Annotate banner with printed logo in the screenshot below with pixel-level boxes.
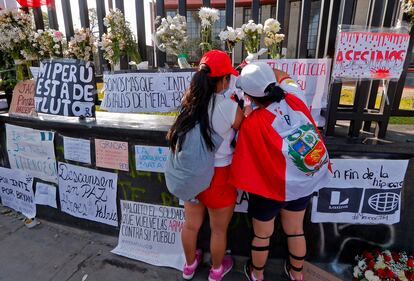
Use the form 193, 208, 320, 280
311, 159, 409, 225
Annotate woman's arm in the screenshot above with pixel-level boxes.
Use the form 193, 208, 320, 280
232, 107, 244, 130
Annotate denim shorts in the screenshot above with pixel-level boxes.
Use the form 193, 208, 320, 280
248, 193, 313, 222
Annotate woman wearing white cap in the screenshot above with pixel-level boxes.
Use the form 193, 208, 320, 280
229, 62, 331, 281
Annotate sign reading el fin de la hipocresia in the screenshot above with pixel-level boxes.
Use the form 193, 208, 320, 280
35, 59, 96, 117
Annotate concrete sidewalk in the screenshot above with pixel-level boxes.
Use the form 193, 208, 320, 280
0, 206, 289, 281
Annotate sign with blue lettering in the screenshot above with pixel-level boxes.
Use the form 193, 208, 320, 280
35, 59, 96, 117
135, 145, 168, 173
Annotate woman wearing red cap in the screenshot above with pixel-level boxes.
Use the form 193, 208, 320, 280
230, 62, 331, 281
167, 50, 244, 281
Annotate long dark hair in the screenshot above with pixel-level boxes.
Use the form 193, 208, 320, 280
167, 64, 224, 153
251, 83, 285, 105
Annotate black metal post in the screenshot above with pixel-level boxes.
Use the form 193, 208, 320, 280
115, 0, 124, 13
79, 0, 90, 29
61, 0, 75, 41
316, 0, 331, 58
136, 0, 147, 61
203, 0, 210, 7
33, 7, 44, 30
156, 0, 166, 67
251, 0, 260, 22
96, 0, 108, 72
297, 0, 312, 58
116, 0, 128, 69
47, 1, 59, 30
226, 0, 234, 27
179, 0, 187, 16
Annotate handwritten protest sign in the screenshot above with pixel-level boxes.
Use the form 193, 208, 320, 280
95, 139, 129, 171
57, 162, 118, 226
9, 80, 36, 115
332, 29, 410, 80
34, 182, 57, 208
112, 201, 185, 270
6, 124, 57, 183
35, 59, 96, 117
0, 167, 35, 218
311, 159, 409, 225
100, 71, 194, 113
63, 136, 91, 164
135, 145, 168, 172
262, 59, 331, 126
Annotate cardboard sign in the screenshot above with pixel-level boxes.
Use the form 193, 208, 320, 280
95, 139, 129, 171
135, 145, 168, 172
311, 159, 409, 225
6, 124, 57, 183
100, 71, 194, 113
112, 201, 185, 270
0, 167, 35, 218
63, 136, 91, 164
34, 59, 96, 117
9, 80, 36, 115
332, 29, 410, 80
57, 162, 118, 226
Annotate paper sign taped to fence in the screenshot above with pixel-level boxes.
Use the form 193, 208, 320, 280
263, 59, 331, 109
135, 145, 168, 172
34, 182, 57, 208
9, 80, 36, 115
63, 136, 91, 164
57, 162, 118, 226
112, 200, 185, 270
6, 124, 57, 183
95, 139, 129, 171
100, 71, 194, 113
0, 167, 35, 218
332, 28, 410, 80
35, 59, 96, 117
311, 159, 409, 225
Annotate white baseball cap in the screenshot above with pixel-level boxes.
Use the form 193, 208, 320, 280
236, 61, 276, 97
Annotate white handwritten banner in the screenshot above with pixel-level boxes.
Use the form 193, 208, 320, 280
311, 159, 409, 225
57, 162, 118, 226
112, 201, 185, 270
34, 182, 57, 208
63, 136, 91, 164
6, 124, 57, 183
100, 71, 194, 113
135, 145, 168, 172
95, 139, 129, 171
332, 29, 410, 80
0, 167, 35, 218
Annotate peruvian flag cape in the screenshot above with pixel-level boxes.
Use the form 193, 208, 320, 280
229, 93, 332, 202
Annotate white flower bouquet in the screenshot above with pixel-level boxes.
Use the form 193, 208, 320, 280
263, 18, 284, 59
219, 26, 244, 53
198, 7, 220, 54
25, 29, 64, 60
402, 0, 414, 24
153, 14, 190, 68
100, 9, 141, 68
241, 20, 263, 55
66, 28, 96, 61
353, 249, 414, 281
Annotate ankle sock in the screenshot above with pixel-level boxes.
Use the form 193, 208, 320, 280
212, 264, 223, 273
186, 258, 198, 270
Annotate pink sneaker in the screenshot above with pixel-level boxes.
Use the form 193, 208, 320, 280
182, 249, 203, 280
208, 255, 234, 281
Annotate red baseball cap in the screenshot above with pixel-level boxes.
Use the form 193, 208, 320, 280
199, 50, 239, 77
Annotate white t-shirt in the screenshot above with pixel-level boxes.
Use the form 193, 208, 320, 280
209, 94, 238, 167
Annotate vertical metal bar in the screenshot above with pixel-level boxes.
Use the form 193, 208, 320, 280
325, 0, 341, 57
316, 0, 330, 58
136, 0, 147, 61
79, 0, 90, 29
61, 0, 75, 41
178, 0, 187, 16
33, 7, 44, 30
297, 0, 312, 58
226, 0, 234, 27
251, 0, 260, 22
115, 0, 124, 13
325, 83, 342, 136
203, 0, 210, 7
282, 0, 290, 48
156, 0, 166, 67
47, 1, 59, 30
96, 0, 108, 72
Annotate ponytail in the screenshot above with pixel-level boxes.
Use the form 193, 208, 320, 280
253, 83, 285, 105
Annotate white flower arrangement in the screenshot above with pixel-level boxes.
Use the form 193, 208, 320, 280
219, 26, 244, 53
241, 20, 263, 54
401, 0, 414, 23
100, 9, 141, 67
24, 29, 65, 60
154, 15, 188, 56
198, 7, 220, 54
263, 18, 285, 59
66, 28, 97, 61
